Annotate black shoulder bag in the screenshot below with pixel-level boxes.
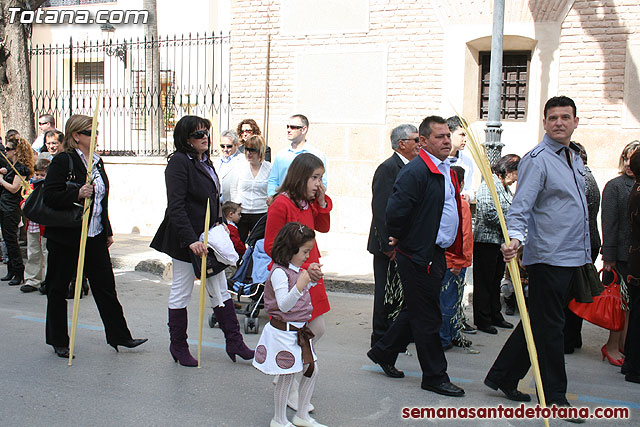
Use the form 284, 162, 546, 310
23, 155, 83, 228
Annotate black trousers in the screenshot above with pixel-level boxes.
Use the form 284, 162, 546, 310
0, 207, 24, 275
485, 264, 576, 404
371, 253, 393, 347
473, 242, 505, 328
237, 212, 265, 243
623, 283, 640, 376
45, 232, 132, 347
369, 249, 449, 386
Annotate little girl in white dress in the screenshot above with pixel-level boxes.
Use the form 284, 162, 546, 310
253, 222, 327, 427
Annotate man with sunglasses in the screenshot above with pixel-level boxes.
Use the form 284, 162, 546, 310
32, 114, 56, 154
266, 114, 327, 197
368, 124, 419, 349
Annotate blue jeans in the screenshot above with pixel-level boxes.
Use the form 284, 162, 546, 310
439, 267, 466, 347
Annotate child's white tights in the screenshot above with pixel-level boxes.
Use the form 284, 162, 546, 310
274, 364, 319, 424
287, 315, 325, 407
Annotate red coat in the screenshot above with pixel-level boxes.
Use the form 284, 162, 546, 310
228, 223, 246, 256
265, 194, 332, 319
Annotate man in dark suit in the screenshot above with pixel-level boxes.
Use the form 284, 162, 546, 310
367, 116, 466, 397
368, 124, 419, 347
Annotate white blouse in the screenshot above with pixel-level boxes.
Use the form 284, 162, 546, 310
231, 160, 271, 213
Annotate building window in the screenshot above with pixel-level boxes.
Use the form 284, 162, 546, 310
74, 61, 104, 84
479, 51, 529, 121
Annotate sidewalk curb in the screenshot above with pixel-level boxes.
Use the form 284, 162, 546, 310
127, 258, 374, 295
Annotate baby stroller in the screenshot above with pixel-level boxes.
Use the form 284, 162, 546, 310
209, 214, 270, 334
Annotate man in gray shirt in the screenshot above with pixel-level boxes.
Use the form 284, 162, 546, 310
484, 96, 591, 411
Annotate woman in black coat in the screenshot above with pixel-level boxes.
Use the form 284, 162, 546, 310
600, 140, 639, 365
151, 115, 253, 367
43, 114, 147, 358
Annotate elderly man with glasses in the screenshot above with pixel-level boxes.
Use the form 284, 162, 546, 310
215, 129, 244, 203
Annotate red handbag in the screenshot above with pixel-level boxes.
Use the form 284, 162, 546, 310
568, 269, 629, 332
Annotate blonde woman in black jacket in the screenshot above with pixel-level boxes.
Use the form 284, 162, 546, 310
43, 114, 146, 358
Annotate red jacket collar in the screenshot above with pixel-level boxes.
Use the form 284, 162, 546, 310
419, 149, 443, 175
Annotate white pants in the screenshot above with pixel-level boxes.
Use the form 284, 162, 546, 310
169, 258, 230, 309
24, 231, 47, 287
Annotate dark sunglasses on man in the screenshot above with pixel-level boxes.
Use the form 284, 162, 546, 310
286, 125, 304, 130
220, 144, 233, 149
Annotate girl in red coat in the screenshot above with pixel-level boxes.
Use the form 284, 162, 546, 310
264, 153, 331, 412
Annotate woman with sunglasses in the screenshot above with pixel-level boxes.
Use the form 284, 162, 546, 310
216, 129, 243, 203
152, 115, 254, 366
236, 118, 271, 162
230, 134, 271, 243
0, 137, 34, 286
42, 114, 147, 358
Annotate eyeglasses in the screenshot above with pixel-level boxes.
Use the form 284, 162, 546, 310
402, 138, 420, 143
286, 125, 304, 130
244, 147, 259, 154
220, 144, 233, 149
78, 129, 99, 136
241, 129, 253, 134
189, 129, 209, 139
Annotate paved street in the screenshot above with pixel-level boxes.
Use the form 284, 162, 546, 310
0, 236, 638, 426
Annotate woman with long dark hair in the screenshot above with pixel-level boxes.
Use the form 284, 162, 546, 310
43, 114, 146, 358
151, 115, 254, 366
0, 137, 34, 286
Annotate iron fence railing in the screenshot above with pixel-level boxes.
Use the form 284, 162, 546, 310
30, 32, 231, 156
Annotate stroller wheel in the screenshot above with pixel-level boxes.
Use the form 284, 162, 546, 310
244, 317, 259, 334
209, 312, 217, 328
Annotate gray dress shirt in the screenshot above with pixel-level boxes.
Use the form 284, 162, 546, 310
507, 134, 591, 267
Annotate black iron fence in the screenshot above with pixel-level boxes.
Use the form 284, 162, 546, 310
30, 32, 231, 156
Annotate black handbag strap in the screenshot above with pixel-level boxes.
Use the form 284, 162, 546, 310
66, 153, 76, 182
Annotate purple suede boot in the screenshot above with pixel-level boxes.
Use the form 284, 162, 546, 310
168, 308, 198, 367
214, 299, 255, 362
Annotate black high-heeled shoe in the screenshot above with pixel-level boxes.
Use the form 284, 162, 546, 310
1, 271, 15, 281
109, 338, 148, 352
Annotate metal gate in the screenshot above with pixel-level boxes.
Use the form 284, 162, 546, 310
30, 32, 231, 156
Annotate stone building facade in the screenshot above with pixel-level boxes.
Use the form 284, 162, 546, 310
229, 0, 640, 234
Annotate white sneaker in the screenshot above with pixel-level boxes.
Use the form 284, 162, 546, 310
292, 415, 327, 427
287, 393, 314, 412
270, 419, 293, 427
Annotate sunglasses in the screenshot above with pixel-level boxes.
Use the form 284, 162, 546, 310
241, 129, 253, 134
244, 147, 259, 154
189, 129, 209, 139
5, 146, 15, 152
286, 125, 304, 130
220, 144, 233, 149
38, 121, 50, 126
78, 129, 99, 136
